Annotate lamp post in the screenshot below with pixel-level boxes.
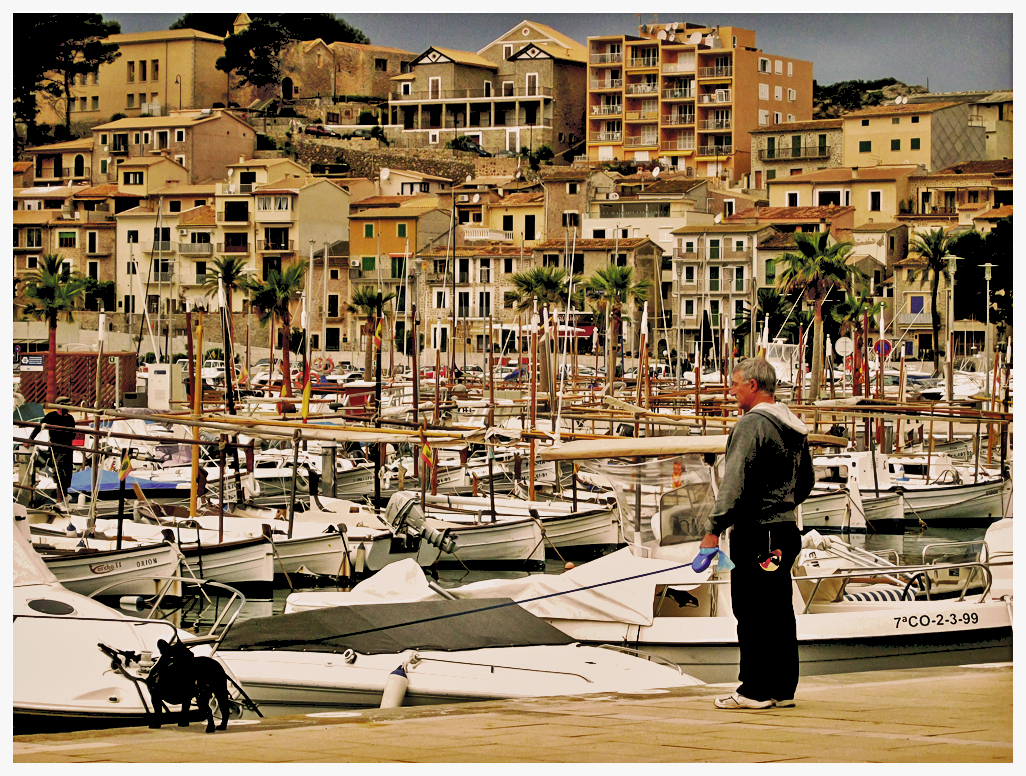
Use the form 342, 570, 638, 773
174, 75, 182, 111
946, 254, 959, 402
980, 263, 995, 397
673, 257, 684, 390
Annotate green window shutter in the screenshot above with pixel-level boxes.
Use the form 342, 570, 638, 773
859, 140, 872, 153
910, 138, 921, 150
364, 223, 373, 238
362, 255, 375, 271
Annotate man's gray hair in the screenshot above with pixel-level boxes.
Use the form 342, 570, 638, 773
732, 357, 777, 394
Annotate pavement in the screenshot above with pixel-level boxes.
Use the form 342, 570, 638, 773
13, 663, 1012, 763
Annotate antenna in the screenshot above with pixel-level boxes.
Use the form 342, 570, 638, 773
380, 167, 390, 180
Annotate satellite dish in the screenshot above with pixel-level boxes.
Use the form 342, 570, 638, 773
651, 166, 661, 178
226, 168, 233, 179
714, 212, 723, 223
668, 34, 675, 41
608, 192, 620, 200
657, 30, 667, 40
902, 95, 909, 104
472, 193, 480, 203
380, 167, 390, 180
672, 21, 680, 29
688, 32, 702, 44
664, 23, 672, 31
515, 171, 522, 179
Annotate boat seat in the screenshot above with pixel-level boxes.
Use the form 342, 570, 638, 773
842, 584, 916, 602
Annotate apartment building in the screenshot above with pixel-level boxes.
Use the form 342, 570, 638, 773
748, 119, 844, 190
766, 165, 924, 226
900, 159, 1013, 228
586, 22, 813, 181
90, 110, 256, 186
386, 20, 588, 158
906, 90, 1013, 161
842, 101, 986, 172
34, 29, 228, 133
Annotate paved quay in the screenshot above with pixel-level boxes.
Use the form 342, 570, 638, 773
14, 663, 1012, 763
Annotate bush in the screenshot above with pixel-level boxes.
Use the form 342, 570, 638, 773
143, 352, 157, 364
357, 110, 378, 125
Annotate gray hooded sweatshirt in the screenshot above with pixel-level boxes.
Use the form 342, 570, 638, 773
703, 401, 814, 537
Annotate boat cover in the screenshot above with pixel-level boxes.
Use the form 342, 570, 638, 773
218, 598, 575, 654
69, 468, 186, 493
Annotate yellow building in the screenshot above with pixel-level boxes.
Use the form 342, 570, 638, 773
485, 191, 546, 247
586, 22, 813, 182
35, 29, 228, 134
766, 165, 924, 226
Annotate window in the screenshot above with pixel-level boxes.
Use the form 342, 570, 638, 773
561, 211, 579, 227
126, 93, 135, 109
397, 223, 407, 238
758, 109, 769, 126
911, 138, 920, 150
766, 169, 776, 180
91, 96, 99, 111
773, 112, 782, 124
194, 261, 207, 281
787, 114, 795, 123
361, 255, 375, 272
774, 86, 782, 101
174, 155, 185, 166
859, 140, 872, 153
788, 88, 796, 102
123, 171, 142, 185
758, 58, 770, 73
685, 299, 694, 316
434, 290, 447, 309
765, 259, 776, 283
375, 58, 387, 71
911, 116, 920, 124
502, 214, 514, 233
503, 258, 514, 274
391, 256, 405, 279
787, 191, 799, 207
139, 61, 147, 81
99, 159, 108, 175
126, 230, 138, 243
869, 191, 882, 212
685, 266, 695, 283
543, 254, 560, 268
100, 133, 108, 145
775, 60, 783, 75
503, 44, 513, 59
133, 132, 141, 145
58, 231, 76, 248
326, 328, 340, 351
328, 294, 340, 318
26, 228, 42, 247
734, 239, 744, 251
364, 223, 374, 238
891, 139, 901, 151
169, 200, 181, 213
567, 182, 578, 195
759, 83, 769, 100
257, 196, 272, 211
175, 129, 184, 142
127, 61, 135, 82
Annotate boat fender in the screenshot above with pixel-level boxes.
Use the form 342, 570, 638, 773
380, 664, 409, 708
342, 649, 357, 665
354, 543, 366, 574
119, 595, 149, 610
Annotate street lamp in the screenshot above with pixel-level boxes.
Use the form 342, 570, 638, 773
174, 75, 182, 111
980, 263, 996, 396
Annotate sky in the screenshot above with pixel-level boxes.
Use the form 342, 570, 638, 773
100, 9, 1014, 94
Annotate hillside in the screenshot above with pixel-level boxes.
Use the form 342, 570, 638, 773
812, 78, 929, 119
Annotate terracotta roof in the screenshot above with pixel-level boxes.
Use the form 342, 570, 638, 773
420, 47, 497, 69
758, 232, 798, 250
388, 169, 453, 183
727, 205, 855, 221
844, 101, 963, 119
532, 238, 653, 251
749, 119, 843, 134
767, 166, 920, 184
352, 195, 420, 208
14, 185, 76, 197
974, 205, 1013, 220
511, 41, 587, 64
92, 111, 251, 131
118, 156, 186, 168
329, 40, 416, 56
494, 192, 544, 207
13, 161, 33, 173
538, 169, 589, 182
71, 185, 137, 199
179, 206, 216, 226
672, 223, 767, 235
418, 244, 524, 258
852, 222, 903, 232
24, 137, 94, 153
109, 29, 224, 44
502, 20, 587, 56
931, 160, 1014, 176
640, 178, 702, 194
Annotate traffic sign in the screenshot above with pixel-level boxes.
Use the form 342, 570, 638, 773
108, 356, 117, 364
20, 355, 43, 372
874, 339, 892, 358
834, 337, 855, 357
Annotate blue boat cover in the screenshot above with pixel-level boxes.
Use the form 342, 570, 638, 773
69, 468, 186, 493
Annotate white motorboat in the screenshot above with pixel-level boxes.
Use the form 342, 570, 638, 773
13, 512, 246, 733
288, 439, 1012, 683
813, 452, 905, 534
216, 596, 702, 713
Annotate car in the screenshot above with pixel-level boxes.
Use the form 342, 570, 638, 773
344, 128, 376, 139
495, 149, 519, 158
304, 124, 341, 138
448, 136, 492, 157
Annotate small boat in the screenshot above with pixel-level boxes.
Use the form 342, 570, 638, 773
216, 596, 702, 712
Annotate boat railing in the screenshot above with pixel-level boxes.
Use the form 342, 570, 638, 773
86, 574, 248, 652
406, 653, 596, 682
921, 539, 989, 565
595, 643, 686, 674
794, 560, 996, 613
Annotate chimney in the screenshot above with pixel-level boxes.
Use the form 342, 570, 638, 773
851, 167, 859, 179
239, 155, 245, 163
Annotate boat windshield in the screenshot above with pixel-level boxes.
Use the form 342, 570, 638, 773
581, 454, 716, 557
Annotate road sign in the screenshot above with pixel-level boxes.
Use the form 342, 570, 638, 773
14, 345, 20, 354
834, 337, 855, 357
874, 339, 892, 358
108, 356, 117, 364
19, 355, 43, 372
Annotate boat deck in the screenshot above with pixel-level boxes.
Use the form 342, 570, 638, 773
14, 662, 1011, 763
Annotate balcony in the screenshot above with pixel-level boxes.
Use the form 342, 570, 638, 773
898, 311, 932, 325
697, 145, 733, 157
62, 167, 91, 179
758, 145, 831, 161
625, 110, 658, 121
628, 57, 659, 69
144, 241, 174, 253
674, 248, 700, 260
463, 228, 513, 241
662, 63, 694, 74
590, 52, 623, 64
258, 240, 295, 252
660, 139, 695, 152
698, 65, 733, 79
149, 272, 174, 283
662, 113, 695, 126
217, 211, 251, 224
697, 90, 732, 104
625, 82, 659, 95
591, 131, 623, 142
391, 86, 553, 101
698, 119, 732, 131
590, 79, 623, 90
662, 87, 695, 100
590, 104, 623, 116
624, 135, 659, 148
179, 242, 214, 256
216, 242, 249, 254
425, 273, 451, 284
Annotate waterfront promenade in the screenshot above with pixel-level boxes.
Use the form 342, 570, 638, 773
14, 663, 1011, 763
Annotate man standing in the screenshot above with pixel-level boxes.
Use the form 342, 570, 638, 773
700, 358, 813, 709
29, 396, 78, 512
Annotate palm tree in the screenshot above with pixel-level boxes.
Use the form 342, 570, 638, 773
21, 254, 88, 403
509, 266, 573, 399
200, 256, 251, 371
346, 286, 396, 380
733, 288, 798, 357
245, 263, 307, 397
831, 288, 885, 394
908, 227, 955, 374
584, 265, 651, 392
775, 230, 863, 401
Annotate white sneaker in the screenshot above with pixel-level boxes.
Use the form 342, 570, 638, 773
714, 692, 773, 709
772, 698, 796, 708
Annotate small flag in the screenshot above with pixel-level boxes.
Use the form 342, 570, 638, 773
118, 450, 132, 481
419, 431, 434, 470
374, 317, 383, 350
239, 364, 249, 386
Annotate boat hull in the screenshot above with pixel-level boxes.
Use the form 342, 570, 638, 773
178, 537, 274, 584
41, 542, 182, 596
426, 517, 546, 567
892, 478, 1009, 527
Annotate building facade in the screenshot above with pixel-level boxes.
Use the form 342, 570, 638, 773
748, 118, 844, 191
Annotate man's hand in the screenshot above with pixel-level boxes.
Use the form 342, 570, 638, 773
699, 533, 719, 549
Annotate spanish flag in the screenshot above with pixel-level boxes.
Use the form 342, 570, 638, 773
420, 435, 434, 470
118, 449, 132, 481
301, 363, 312, 421
374, 317, 383, 350
239, 363, 249, 386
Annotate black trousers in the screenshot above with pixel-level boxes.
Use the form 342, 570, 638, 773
729, 521, 802, 702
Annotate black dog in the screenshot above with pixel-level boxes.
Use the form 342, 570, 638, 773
146, 638, 232, 733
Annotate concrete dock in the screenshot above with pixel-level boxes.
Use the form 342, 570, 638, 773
14, 663, 1012, 763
